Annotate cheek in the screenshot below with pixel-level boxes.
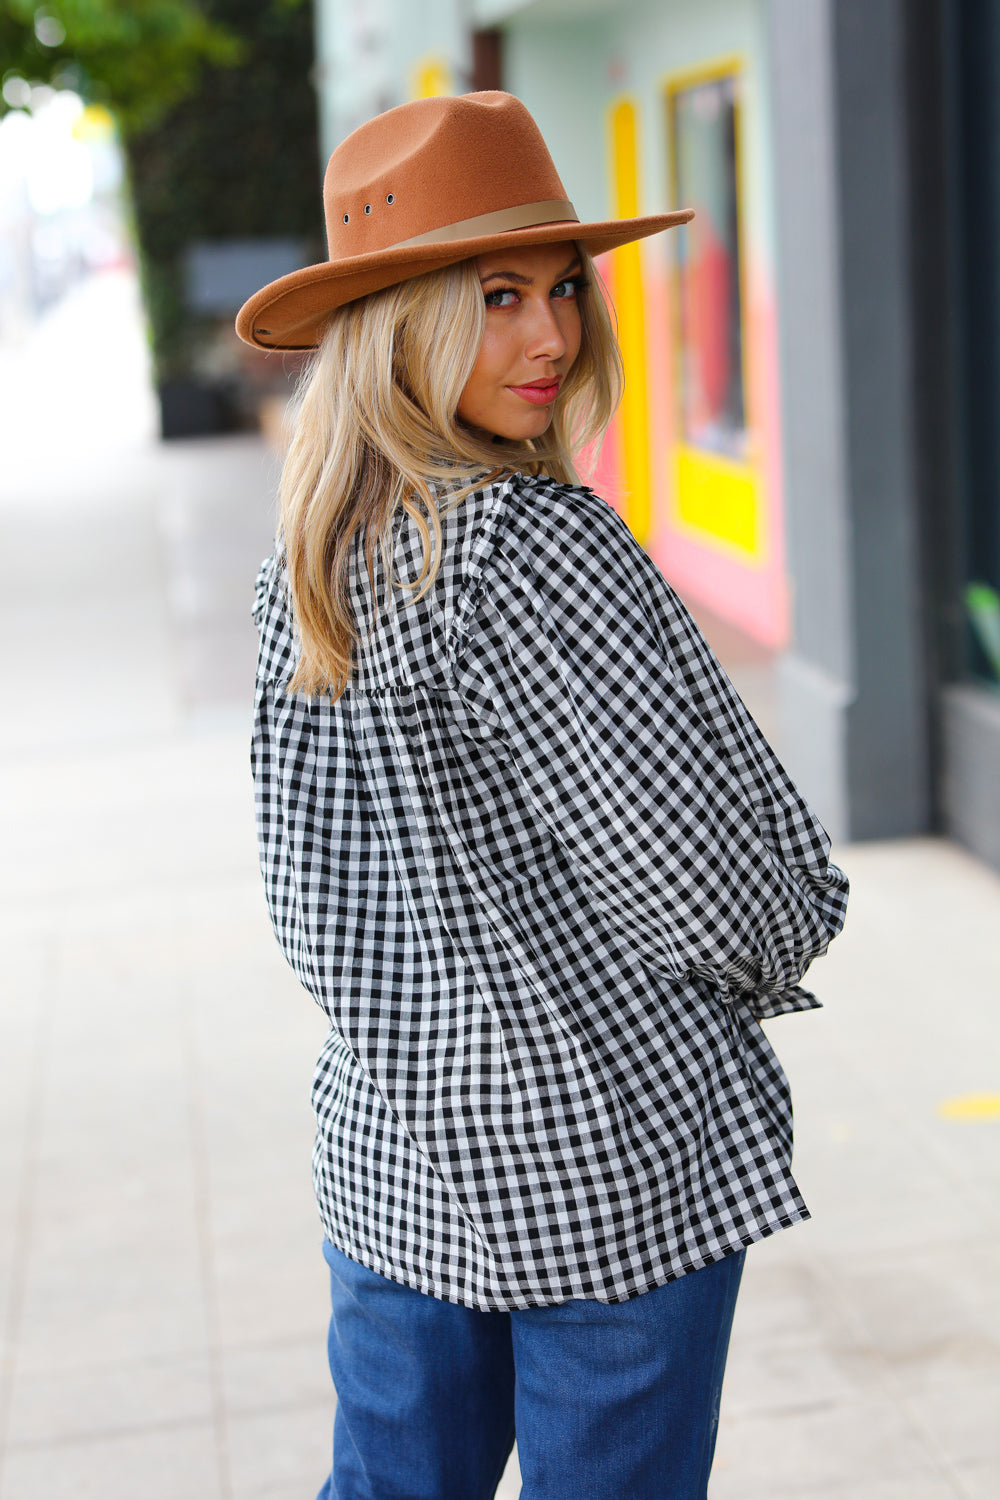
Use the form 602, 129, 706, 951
457, 342, 488, 418
471, 325, 508, 384
457, 328, 513, 422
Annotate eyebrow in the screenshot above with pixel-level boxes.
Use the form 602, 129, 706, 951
478, 255, 583, 285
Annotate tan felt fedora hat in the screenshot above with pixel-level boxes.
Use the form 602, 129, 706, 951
236, 90, 693, 351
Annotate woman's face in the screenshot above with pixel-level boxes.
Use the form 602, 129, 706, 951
457, 242, 584, 440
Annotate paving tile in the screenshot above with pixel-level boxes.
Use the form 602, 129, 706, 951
821, 1244, 1000, 1392
831, 1481, 963, 1500
711, 1476, 963, 1500
1, 750, 257, 908
211, 1232, 330, 1351
709, 1391, 941, 1496
206, 1146, 319, 1237
952, 1460, 1000, 1499
0, 1421, 223, 1500
4, 1352, 215, 1446
0, 1013, 44, 1362
784, 1135, 995, 1258
926, 1122, 1000, 1196
220, 1338, 331, 1416
228, 1491, 319, 1500
722, 1331, 882, 1416
901, 1381, 1000, 1466
724, 1247, 856, 1348
13, 1240, 209, 1375
24, 1112, 201, 1261
226, 1404, 332, 1498
229, 1491, 317, 1500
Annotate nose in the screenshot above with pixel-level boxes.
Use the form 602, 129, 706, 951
523, 293, 568, 361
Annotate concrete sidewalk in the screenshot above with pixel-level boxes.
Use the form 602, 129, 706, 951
1, 275, 998, 1499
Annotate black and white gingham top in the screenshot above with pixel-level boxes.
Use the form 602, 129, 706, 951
252, 471, 848, 1310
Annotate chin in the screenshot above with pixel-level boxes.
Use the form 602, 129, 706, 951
499, 413, 555, 442
463, 409, 555, 443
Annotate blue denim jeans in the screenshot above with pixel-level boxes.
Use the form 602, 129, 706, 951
316, 1240, 744, 1500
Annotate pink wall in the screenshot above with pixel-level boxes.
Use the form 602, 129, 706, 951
645, 255, 789, 649
581, 248, 789, 653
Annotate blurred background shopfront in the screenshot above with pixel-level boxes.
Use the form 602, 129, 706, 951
315, 0, 1000, 868
2, 0, 999, 868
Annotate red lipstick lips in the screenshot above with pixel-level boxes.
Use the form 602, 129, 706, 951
509, 378, 561, 406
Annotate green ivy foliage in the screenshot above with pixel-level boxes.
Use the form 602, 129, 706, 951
125, 0, 322, 381
0, 0, 244, 134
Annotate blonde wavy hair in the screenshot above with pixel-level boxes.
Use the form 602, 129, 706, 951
280, 246, 622, 697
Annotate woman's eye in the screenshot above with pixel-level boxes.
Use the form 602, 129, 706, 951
551, 277, 583, 299
484, 287, 518, 308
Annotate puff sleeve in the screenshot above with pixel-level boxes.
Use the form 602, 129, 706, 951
451, 480, 848, 1018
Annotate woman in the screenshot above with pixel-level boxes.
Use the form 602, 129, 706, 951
237, 91, 848, 1500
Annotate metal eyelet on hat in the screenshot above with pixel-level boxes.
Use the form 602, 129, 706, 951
386, 193, 395, 204
364, 204, 372, 215
343, 213, 349, 223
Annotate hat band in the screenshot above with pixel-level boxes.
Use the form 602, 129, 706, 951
392, 199, 579, 249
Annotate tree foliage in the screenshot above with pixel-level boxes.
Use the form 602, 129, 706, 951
124, 0, 321, 386
0, 0, 244, 134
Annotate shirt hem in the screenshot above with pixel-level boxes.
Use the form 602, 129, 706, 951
318, 1205, 810, 1312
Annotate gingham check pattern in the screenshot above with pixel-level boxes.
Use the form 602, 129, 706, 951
252, 472, 848, 1310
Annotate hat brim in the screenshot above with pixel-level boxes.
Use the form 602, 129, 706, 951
235, 210, 694, 351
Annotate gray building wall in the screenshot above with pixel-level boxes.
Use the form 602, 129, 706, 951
766, 0, 853, 840
767, 0, 931, 841
834, 0, 930, 838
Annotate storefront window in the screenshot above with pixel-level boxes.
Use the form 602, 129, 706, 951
670, 73, 746, 461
